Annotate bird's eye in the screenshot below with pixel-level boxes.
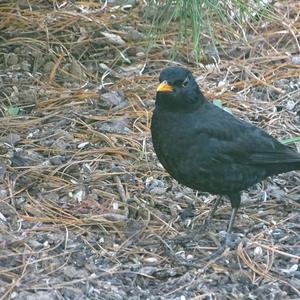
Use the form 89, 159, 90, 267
182, 77, 189, 87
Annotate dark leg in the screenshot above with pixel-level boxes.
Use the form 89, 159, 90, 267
199, 193, 242, 262
218, 193, 242, 248
226, 193, 241, 233
226, 207, 238, 233
203, 196, 222, 229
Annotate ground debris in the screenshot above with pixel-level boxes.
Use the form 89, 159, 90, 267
0, 1, 300, 299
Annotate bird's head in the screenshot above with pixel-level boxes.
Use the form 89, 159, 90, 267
155, 66, 205, 111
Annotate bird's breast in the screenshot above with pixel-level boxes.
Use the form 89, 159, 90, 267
151, 110, 203, 177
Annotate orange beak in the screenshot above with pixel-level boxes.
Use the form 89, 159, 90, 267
157, 80, 173, 92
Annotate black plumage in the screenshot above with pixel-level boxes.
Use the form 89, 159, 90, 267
151, 66, 300, 232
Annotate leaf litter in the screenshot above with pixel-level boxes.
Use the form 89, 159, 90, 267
0, 1, 300, 299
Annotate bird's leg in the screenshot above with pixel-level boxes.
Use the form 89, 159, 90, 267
200, 195, 241, 261
226, 207, 238, 234
226, 193, 241, 233
205, 206, 240, 261
222, 206, 242, 249
203, 196, 222, 230
222, 193, 241, 247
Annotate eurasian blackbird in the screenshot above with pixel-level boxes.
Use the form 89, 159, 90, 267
151, 66, 300, 233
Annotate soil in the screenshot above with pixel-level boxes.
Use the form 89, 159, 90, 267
0, 1, 300, 299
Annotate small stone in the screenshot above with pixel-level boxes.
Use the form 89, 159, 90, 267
43, 61, 54, 73
281, 264, 298, 274
123, 29, 144, 42
49, 156, 64, 165
15, 197, 26, 206
0, 189, 7, 199
286, 100, 295, 111
253, 246, 263, 257
94, 117, 130, 134
0, 212, 7, 223
271, 228, 286, 239
63, 265, 89, 279
101, 31, 125, 45
24, 291, 57, 300
73, 190, 86, 202
21, 60, 31, 71
0, 163, 7, 180
120, 64, 143, 76
136, 51, 145, 57
100, 91, 125, 108
289, 55, 300, 64
5, 53, 18, 66
0, 133, 21, 146
27, 240, 43, 248
99, 63, 110, 71
78, 142, 90, 149
144, 257, 158, 263
145, 178, 166, 194
70, 60, 85, 80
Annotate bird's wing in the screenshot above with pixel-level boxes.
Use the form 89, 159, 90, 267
199, 104, 300, 166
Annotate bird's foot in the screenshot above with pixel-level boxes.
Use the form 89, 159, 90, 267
201, 218, 214, 232
202, 231, 243, 262
192, 217, 216, 235
219, 231, 243, 248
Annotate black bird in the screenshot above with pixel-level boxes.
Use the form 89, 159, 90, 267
151, 66, 300, 234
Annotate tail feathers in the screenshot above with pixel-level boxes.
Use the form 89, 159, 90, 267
265, 161, 300, 177
249, 151, 300, 165
248, 151, 300, 176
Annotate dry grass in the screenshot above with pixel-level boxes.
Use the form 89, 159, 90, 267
0, 0, 300, 299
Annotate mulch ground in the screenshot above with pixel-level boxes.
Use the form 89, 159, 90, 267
0, 1, 300, 299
